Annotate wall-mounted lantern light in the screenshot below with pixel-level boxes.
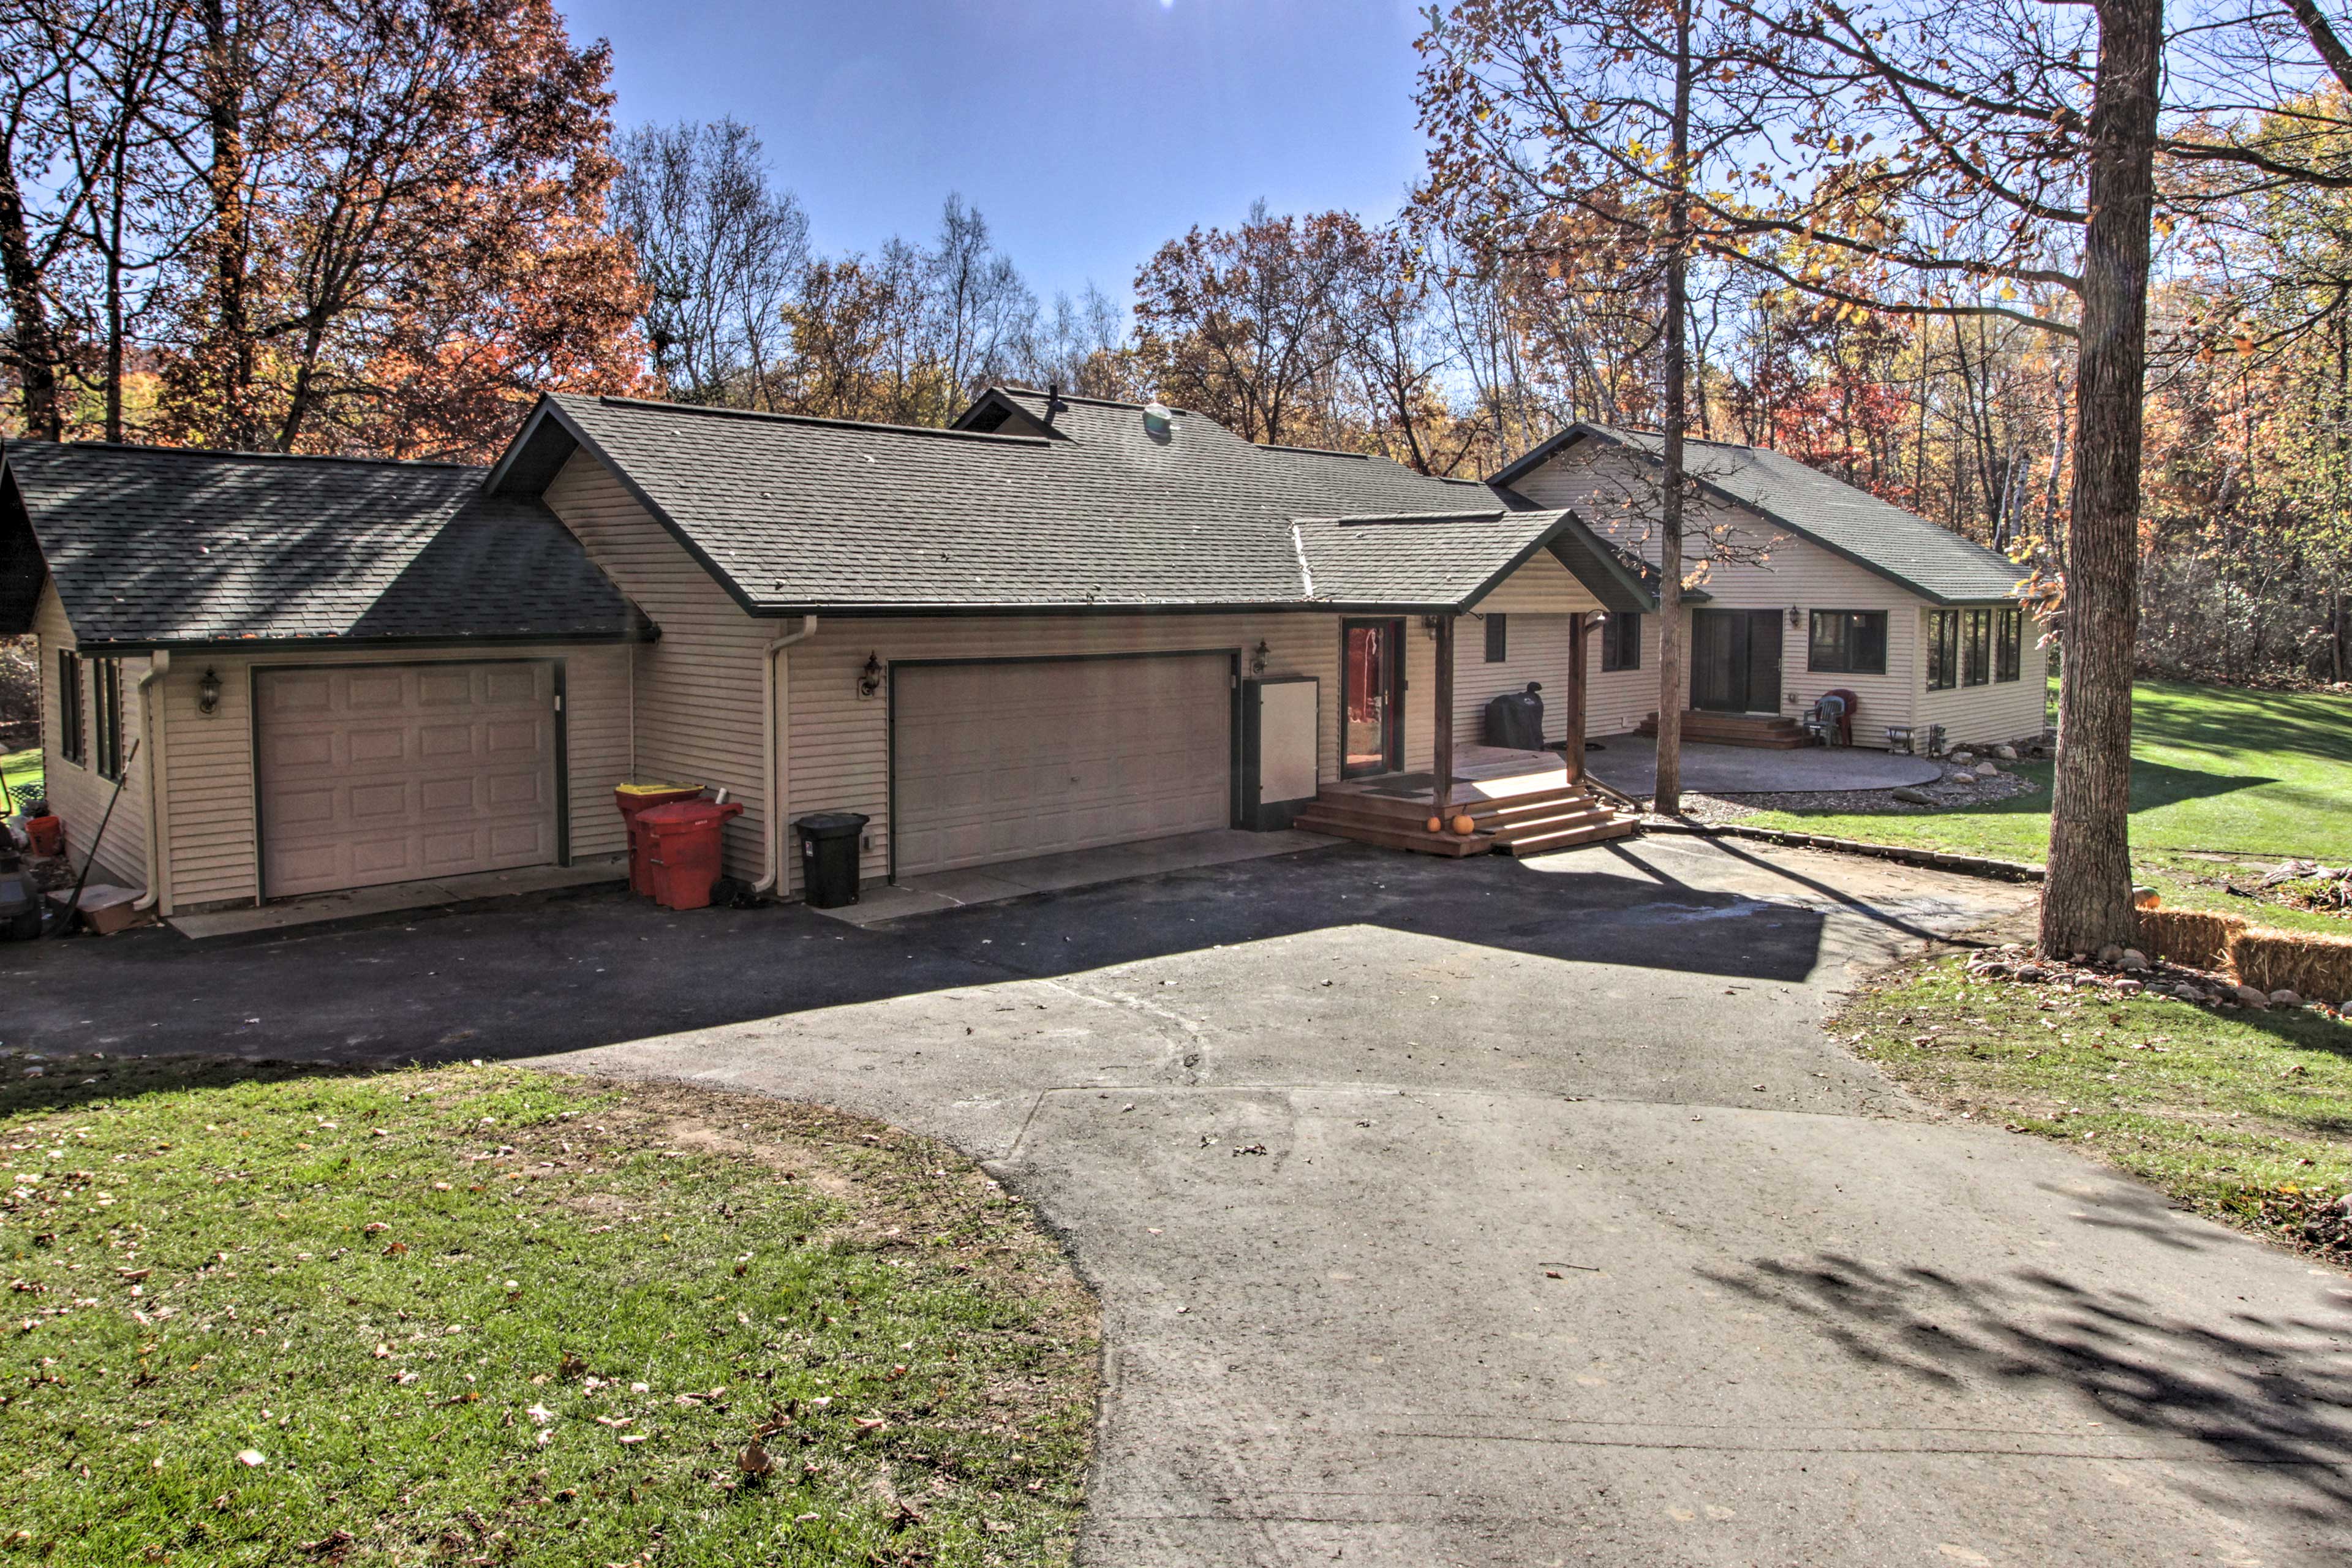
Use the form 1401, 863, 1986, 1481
1250, 640, 1270, 676
1788, 605, 1803, 628
857, 653, 883, 699
197, 666, 222, 715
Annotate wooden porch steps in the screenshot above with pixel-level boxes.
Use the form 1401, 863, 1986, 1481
1636, 710, 1811, 750
1296, 778, 1639, 859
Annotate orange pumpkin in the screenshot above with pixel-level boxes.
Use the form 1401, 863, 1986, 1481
1425, 816, 1444, 834
1450, 813, 1477, 836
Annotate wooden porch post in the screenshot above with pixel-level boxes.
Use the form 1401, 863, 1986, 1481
1432, 614, 1455, 819
1565, 612, 1588, 784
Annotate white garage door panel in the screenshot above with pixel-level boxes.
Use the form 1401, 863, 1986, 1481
892, 655, 1232, 878
258, 663, 559, 898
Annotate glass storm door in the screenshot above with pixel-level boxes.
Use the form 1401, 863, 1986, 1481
1341, 619, 1404, 777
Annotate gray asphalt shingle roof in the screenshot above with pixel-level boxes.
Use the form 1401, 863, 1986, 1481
499, 389, 1642, 612
2, 442, 649, 647
1493, 424, 2028, 605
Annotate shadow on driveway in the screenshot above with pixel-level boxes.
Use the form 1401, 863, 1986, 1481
1704, 1232, 2352, 1529
0, 842, 1852, 1069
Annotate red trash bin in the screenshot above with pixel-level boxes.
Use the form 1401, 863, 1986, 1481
638, 799, 744, 911
615, 783, 704, 895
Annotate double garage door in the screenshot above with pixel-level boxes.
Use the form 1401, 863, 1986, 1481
257, 663, 559, 898
891, 654, 1232, 878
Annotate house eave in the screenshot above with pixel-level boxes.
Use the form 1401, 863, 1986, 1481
62, 627, 659, 655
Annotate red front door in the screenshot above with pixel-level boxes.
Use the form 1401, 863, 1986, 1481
1341, 619, 1404, 777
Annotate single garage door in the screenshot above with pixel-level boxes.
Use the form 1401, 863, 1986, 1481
892, 655, 1232, 877
257, 663, 559, 898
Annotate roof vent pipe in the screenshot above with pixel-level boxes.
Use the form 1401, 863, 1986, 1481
1044, 380, 1065, 430
1142, 401, 1173, 437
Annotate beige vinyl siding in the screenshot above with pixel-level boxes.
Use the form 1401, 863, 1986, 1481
1469, 550, 1604, 616
1587, 611, 1662, 738
544, 450, 777, 881
33, 578, 148, 890
1917, 607, 2051, 746
1452, 553, 1604, 748
1513, 440, 1935, 745
1447, 614, 1584, 749
160, 642, 631, 911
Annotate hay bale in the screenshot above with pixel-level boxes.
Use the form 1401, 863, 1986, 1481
2136, 907, 2246, 972
2230, 927, 2352, 1004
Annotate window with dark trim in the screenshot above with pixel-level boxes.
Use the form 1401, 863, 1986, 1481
1963, 608, 1992, 687
1996, 608, 2022, 682
1807, 610, 1888, 674
1483, 613, 1508, 663
93, 658, 125, 780
1600, 611, 1641, 672
1926, 610, 1959, 692
55, 649, 86, 766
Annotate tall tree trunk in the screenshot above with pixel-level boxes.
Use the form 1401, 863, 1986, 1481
104, 157, 127, 444
2040, 0, 2160, 959
1654, 0, 1695, 817
0, 157, 64, 441
200, 0, 257, 448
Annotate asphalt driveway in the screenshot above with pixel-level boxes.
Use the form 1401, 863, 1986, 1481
6, 837, 2348, 1566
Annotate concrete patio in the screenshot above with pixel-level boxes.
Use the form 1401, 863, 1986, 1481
1585, 733, 1945, 796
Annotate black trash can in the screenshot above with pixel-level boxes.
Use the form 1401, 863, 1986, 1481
793, 811, 870, 909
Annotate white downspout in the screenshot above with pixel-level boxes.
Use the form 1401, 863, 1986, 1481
750, 617, 819, 896
132, 650, 170, 914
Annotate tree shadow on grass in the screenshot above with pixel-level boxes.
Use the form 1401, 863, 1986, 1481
2135, 682, 2352, 772
1702, 1240, 2352, 1532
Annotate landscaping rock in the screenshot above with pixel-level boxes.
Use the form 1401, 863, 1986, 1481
2114, 979, 2144, 995
2269, 988, 2302, 1006
1991, 744, 2018, 760
2173, 983, 2203, 1001
1950, 750, 1976, 765
1974, 761, 1999, 777
2015, 965, 2049, 982
2097, 943, 2124, 965
2120, 949, 2149, 970
1891, 786, 1934, 805
2234, 984, 2271, 1008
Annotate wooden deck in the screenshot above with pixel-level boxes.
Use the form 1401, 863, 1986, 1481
1295, 747, 1642, 859
1635, 710, 1809, 749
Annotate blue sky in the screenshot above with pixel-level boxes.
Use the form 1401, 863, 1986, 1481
554, 0, 1436, 307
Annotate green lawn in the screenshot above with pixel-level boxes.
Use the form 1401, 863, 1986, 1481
1739, 680, 2351, 929
1842, 955, 2352, 1263
0, 744, 39, 810
0, 1061, 1097, 1566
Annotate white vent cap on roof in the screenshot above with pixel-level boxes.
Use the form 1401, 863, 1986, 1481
1142, 401, 1174, 435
